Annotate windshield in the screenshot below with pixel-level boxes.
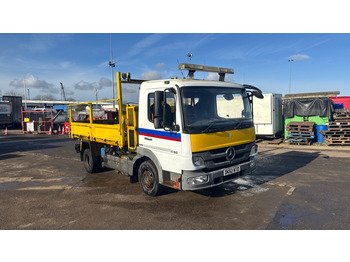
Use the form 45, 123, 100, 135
181, 86, 253, 134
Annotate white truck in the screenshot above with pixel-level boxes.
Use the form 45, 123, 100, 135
69, 63, 263, 196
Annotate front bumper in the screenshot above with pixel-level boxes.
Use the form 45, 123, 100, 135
181, 158, 256, 191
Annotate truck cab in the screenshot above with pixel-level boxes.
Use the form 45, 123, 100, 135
69, 63, 263, 196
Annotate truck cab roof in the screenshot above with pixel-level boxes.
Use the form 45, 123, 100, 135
141, 78, 245, 90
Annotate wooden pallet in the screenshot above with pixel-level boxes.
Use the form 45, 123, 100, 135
268, 138, 283, 145
320, 130, 350, 136
289, 130, 315, 135
287, 136, 313, 145
325, 139, 350, 146
333, 114, 350, 119
333, 109, 350, 120
332, 121, 350, 125
287, 122, 314, 132
328, 127, 350, 132
325, 136, 350, 141
334, 108, 350, 113
288, 133, 315, 138
334, 119, 350, 123
288, 139, 312, 145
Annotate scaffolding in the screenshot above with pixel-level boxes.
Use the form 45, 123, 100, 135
22, 109, 53, 134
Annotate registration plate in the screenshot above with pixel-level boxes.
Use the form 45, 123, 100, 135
224, 166, 240, 176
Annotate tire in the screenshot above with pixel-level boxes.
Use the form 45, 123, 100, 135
138, 160, 162, 196
83, 148, 100, 173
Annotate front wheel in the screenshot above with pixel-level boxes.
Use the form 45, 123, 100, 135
138, 160, 162, 196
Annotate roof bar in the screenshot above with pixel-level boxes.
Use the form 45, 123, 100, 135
178, 63, 234, 81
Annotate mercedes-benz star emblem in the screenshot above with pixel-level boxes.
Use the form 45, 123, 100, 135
225, 147, 235, 162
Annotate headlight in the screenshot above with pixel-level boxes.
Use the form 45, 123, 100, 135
192, 156, 205, 167
187, 175, 209, 185
249, 144, 258, 157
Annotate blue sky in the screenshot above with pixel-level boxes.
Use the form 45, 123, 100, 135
1, 33, 350, 102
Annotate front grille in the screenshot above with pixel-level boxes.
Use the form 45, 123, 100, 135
193, 142, 254, 171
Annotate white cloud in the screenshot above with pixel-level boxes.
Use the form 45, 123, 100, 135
10, 73, 54, 89
126, 34, 165, 58
141, 70, 162, 80
59, 61, 71, 68
155, 62, 173, 72
8, 73, 65, 96
290, 54, 311, 61
204, 72, 234, 82
205, 72, 220, 81
74, 77, 112, 90
155, 62, 166, 68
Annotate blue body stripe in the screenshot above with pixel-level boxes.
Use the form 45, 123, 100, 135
138, 128, 181, 140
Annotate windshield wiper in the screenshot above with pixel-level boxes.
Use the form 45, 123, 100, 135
201, 119, 226, 133
233, 119, 252, 130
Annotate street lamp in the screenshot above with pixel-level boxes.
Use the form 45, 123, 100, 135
22, 76, 27, 109
288, 59, 294, 94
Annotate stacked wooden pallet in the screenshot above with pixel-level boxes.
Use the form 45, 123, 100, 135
320, 109, 350, 146
286, 121, 315, 145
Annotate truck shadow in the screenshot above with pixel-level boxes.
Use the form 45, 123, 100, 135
193, 150, 321, 197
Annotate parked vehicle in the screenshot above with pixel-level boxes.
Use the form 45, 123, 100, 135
0, 101, 12, 128
69, 64, 263, 196
2, 96, 22, 128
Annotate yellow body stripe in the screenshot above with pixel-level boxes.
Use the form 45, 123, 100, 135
190, 127, 255, 153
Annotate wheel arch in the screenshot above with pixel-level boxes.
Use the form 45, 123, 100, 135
133, 148, 164, 183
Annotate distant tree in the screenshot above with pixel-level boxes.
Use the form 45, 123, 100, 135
66, 97, 76, 101
33, 94, 57, 101
4, 90, 24, 98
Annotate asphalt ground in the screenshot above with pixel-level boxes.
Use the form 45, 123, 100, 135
1, 129, 350, 231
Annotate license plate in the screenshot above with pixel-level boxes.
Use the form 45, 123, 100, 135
224, 166, 240, 176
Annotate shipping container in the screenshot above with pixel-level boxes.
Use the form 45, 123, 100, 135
253, 93, 283, 137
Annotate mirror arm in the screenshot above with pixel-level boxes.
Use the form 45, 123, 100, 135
243, 84, 264, 99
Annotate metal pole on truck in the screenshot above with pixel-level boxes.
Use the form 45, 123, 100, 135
116, 71, 125, 149
288, 59, 293, 94
109, 34, 116, 108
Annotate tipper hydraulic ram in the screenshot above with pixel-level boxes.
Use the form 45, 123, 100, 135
69, 64, 263, 196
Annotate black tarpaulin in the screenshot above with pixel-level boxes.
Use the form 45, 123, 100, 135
283, 97, 334, 119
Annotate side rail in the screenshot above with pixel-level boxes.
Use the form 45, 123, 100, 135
69, 100, 122, 147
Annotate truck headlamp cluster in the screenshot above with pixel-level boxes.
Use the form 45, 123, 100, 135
187, 175, 209, 185
249, 144, 258, 157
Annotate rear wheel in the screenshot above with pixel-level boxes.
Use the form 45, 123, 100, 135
138, 160, 162, 196
83, 148, 100, 173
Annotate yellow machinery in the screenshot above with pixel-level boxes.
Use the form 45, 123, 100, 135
69, 72, 140, 151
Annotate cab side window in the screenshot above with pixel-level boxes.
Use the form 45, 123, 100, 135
147, 91, 176, 126
164, 91, 176, 127
148, 93, 155, 123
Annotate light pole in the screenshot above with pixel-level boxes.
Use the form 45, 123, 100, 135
22, 76, 27, 109
288, 59, 294, 94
